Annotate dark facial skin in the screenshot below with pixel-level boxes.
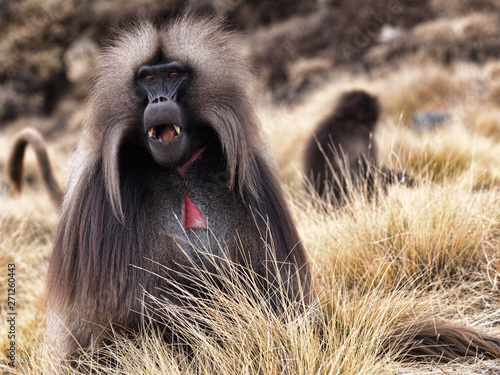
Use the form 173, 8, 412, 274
136, 62, 212, 168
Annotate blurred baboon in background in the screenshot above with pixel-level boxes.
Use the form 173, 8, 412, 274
303, 90, 380, 203
303, 90, 411, 204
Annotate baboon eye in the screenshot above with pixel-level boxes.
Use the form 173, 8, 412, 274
145, 74, 154, 81
168, 70, 179, 79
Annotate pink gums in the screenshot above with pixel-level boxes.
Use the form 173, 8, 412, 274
178, 148, 208, 229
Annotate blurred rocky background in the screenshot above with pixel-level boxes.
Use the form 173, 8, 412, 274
1, 0, 499, 128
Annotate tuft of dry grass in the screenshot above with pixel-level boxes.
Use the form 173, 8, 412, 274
1, 255, 435, 374
467, 106, 500, 140
294, 180, 500, 290
378, 121, 500, 187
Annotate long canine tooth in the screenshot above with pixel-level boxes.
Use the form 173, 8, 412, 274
148, 128, 154, 138
173, 125, 180, 135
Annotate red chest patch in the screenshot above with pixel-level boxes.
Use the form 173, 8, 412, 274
182, 194, 208, 228
178, 148, 208, 229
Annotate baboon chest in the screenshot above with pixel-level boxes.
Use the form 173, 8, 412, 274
143, 148, 258, 271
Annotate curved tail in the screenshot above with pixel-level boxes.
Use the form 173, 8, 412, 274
6, 127, 62, 208
389, 319, 500, 362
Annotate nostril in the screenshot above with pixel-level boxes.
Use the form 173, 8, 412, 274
151, 97, 168, 104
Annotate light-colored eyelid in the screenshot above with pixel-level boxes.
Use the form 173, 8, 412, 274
168, 70, 180, 78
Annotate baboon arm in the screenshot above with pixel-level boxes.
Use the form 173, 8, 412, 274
6, 127, 62, 208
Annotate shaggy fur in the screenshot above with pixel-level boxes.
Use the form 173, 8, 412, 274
45, 15, 315, 358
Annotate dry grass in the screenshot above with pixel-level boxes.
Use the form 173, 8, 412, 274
2, 58, 500, 374
295, 181, 500, 289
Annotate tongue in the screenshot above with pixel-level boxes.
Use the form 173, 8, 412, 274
160, 125, 177, 142
182, 193, 208, 229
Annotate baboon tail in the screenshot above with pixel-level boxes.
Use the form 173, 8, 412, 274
389, 320, 500, 363
6, 127, 62, 208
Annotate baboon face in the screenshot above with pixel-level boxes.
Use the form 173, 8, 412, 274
137, 61, 213, 168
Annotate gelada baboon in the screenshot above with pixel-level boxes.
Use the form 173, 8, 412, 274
303, 90, 410, 204
6, 127, 62, 208
43, 15, 315, 359
8, 15, 500, 365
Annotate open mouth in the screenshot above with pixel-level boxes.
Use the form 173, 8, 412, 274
147, 124, 181, 142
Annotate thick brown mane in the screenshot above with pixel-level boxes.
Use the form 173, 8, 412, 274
45, 16, 315, 358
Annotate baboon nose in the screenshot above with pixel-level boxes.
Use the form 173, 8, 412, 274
151, 96, 168, 104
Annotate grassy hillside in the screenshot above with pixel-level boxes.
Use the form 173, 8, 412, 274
1, 54, 500, 373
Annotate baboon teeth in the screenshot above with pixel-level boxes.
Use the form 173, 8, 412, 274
148, 125, 179, 142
